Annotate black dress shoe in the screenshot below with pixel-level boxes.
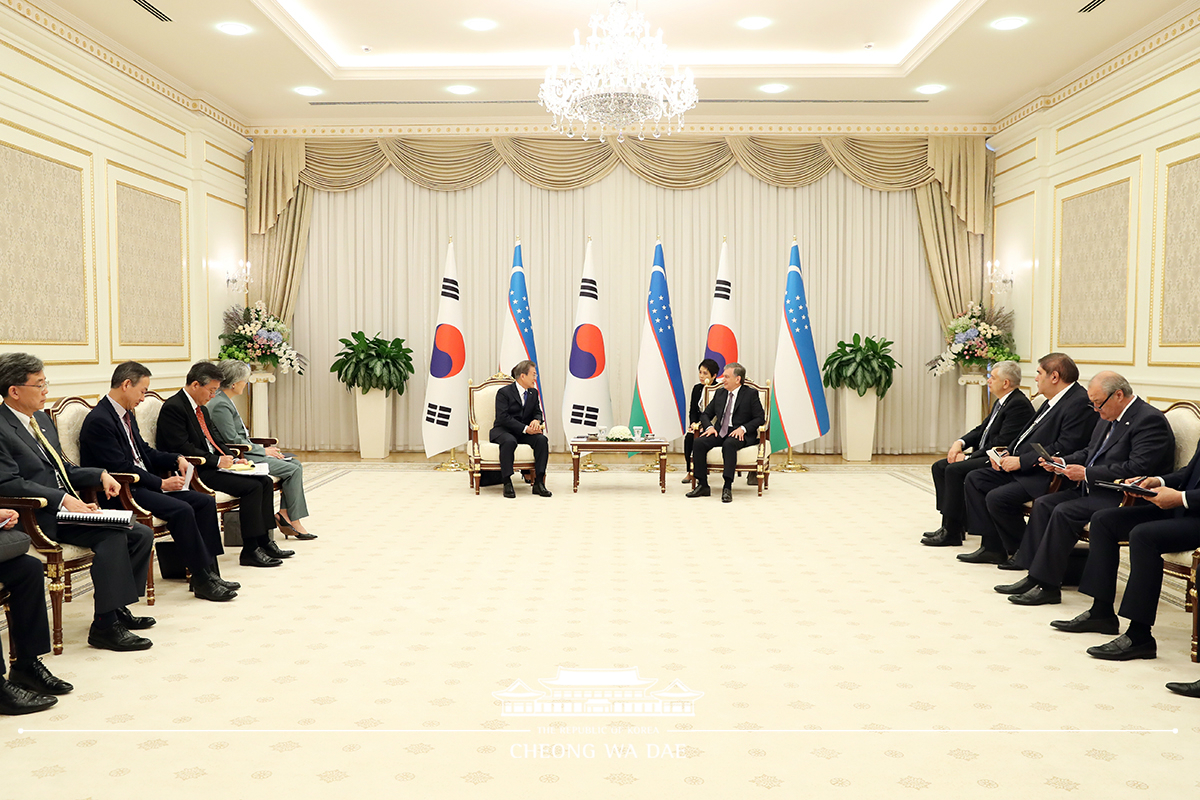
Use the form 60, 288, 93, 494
88, 623, 152, 652
206, 568, 240, 591
1087, 634, 1156, 661
1049, 610, 1120, 634
503, 481, 516, 499
957, 547, 1005, 564
997, 556, 1024, 571
994, 576, 1036, 595
191, 575, 237, 602
685, 485, 711, 498
532, 481, 553, 497
115, 606, 156, 630
921, 526, 946, 541
681, 473, 693, 484
7, 658, 73, 695
721, 487, 733, 503
0, 680, 57, 715
1008, 585, 1062, 605
1165, 679, 1200, 698
262, 540, 294, 559
923, 531, 963, 547
240, 547, 282, 567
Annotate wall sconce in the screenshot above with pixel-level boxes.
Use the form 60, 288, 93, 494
987, 260, 1013, 294
226, 260, 251, 293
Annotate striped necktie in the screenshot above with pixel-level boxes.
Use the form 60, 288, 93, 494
28, 418, 79, 498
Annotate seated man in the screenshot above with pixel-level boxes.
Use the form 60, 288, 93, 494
0, 352, 155, 652
994, 372, 1174, 605
490, 360, 551, 499
80, 361, 238, 602
0, 508, 73, 715
686, 362, 765, 504
924, 360, 1034, 547
156, 361, 291, 567
960, 353, 1096, 565
1051, 436, 1200, 675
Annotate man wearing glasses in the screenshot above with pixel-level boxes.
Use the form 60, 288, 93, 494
993, 371, 1174, 606
0, 352, 156, 653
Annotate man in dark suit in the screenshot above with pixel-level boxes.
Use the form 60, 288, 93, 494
491, 360, 551, 498
960, 353, 1096, 565
686, 362, 765, 504
0, 508, 72, 714
994, 372, 1174, 605
1049, 437, 1200, 673
0, 352, 155, 652
80, 361, 238, 601
155, 361, 291, 567
924, 360, 1034, 547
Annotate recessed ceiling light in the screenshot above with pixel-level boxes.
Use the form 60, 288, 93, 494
759, 83, 788, 94
738, 17, 772, 30
294, 86, 322, 96
990, 17, 1027, 31
216, 22, 252, 36
463, 18, 497, 31
447, 85, 476, 95
915, 84, 946, 95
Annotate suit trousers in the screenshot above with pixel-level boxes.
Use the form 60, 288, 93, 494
0, 553, 52, 671
692, 434, 754, 488
491, 431, 549, 479
683, 432, 696, 472
127, 487, 223, 572
197, 470, 276, 543
1015, 488, 1120, 586
258, 456, 307, 519
964, 468, 1036, 555
932, 455, 992, 535
52, 521, 153, 614
1081, 505, 1200, 626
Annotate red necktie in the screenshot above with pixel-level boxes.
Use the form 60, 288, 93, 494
195, 407, 226, 455
123, 411, 145, 468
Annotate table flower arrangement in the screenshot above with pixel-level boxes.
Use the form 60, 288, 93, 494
604, 425, 634, 442
218, 301, 307, 374
926, 302, 1019, 377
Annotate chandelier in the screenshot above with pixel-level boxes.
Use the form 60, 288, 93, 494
539, 0, 699, 142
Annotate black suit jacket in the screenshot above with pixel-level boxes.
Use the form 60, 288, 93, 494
80, 398, 180, 492
1009, 382, 1097, 494
1162, 440, 1200, 512
492, 383, 543, 438
687, 382, 708, 427
961, 391, 1036, 454
1058, 397, 1174, 486
155, 390, 231, 469
0, 404, 106, 539
700, 385, 766, 440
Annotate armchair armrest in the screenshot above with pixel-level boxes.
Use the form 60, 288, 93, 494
0, 496, 55, 551
107, 473, 151, 517
225, 443, 249, 456
250, 437, 278, 446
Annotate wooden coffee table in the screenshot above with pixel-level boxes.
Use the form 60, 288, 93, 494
569, 439, 670, 493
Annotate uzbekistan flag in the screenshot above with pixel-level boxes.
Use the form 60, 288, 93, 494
769, 242, 830, 451
422, 241, 469, 457
561, 240, 614, 439
703, 239, 738, 374
497, 240, 544, 408
629, 242, 686, 442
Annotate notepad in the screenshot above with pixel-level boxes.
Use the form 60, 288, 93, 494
57, 509, 133, 527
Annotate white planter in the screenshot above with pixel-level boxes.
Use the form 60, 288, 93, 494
839, 387, 878, 462
354, 388, 392, 459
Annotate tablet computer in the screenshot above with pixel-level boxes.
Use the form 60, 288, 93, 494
1095, 481, 1157, 498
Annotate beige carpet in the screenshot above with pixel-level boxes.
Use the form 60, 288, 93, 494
4, 465, 1197, 798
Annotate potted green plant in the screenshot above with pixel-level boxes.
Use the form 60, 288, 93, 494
330, 332, 415, 459
821, 334, 901, 462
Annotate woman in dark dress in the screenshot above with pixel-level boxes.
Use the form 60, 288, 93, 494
682, 358, 720, 483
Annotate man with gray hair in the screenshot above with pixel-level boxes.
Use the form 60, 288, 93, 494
687, 362, 764, 503
923, 361, 1034, 547
994, 371, 1175, 605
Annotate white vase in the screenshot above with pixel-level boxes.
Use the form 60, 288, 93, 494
354, 388, 392, 459
839, 387, 878, 462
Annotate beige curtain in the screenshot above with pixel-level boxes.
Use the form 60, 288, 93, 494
248, 138, 304, 235
248, 182, 314, 327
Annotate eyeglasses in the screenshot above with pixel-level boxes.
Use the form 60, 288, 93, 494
16, 382, 50, 390
1092, 391, 1114, 411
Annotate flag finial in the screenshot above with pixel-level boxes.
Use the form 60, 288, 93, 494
792, 234, 797, 243
448, 235, 453, 244
516, 235, 521, 243
722, 234, 727, 243
587, 235, 592, 242
656, 234, 661, 242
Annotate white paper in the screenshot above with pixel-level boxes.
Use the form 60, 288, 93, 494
219, 461, 270, 476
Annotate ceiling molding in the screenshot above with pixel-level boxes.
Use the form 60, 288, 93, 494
895, 0, 990, 75
245, 122, 998, 138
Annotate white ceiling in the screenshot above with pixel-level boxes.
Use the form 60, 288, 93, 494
33, 0, 1200, 128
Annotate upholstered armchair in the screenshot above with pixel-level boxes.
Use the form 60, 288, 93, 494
692, 380, 772, 496
467, 375, 543, 494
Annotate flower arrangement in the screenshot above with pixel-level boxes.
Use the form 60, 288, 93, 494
926, 302, 1019, 377
605, 425, 634, 442
218, 302, 307, 374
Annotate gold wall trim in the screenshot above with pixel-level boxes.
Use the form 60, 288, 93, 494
1149, 135, 1200, 364
244, 122, 999, 138
206, 140, 246, 162
0, 0, 248, 137
205, 157, 242, 180
206, 192, 246, 211
994, 137, 1037, 177
995, 9, 1200, 134
0, 38, 187, 158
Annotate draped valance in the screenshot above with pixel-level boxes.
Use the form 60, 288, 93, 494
248, 134, 989, 237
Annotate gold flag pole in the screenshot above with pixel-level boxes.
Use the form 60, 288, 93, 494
581, 453, 607, 472
435, 446, 466, 472
777, 445, 808, 473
